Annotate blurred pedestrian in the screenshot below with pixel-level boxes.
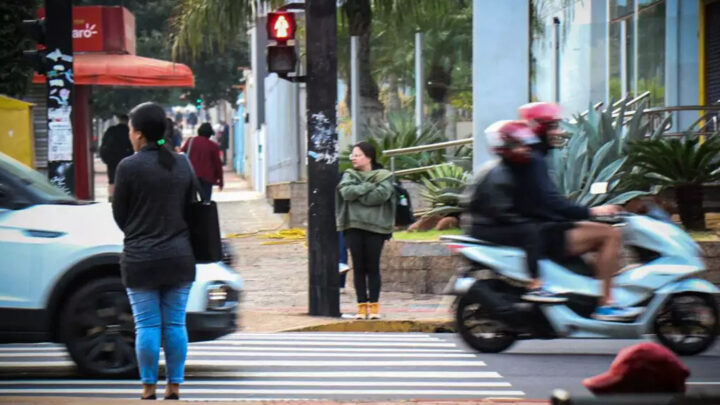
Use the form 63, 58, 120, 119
165, 118, 183, 152
99, 113, 133, 201
219, 120, 230, 166
336, 141, 395, 319
181, 122, 223, 201
112, 102, 196, 401
582, 342, 690, 395
338, 231, 350, 293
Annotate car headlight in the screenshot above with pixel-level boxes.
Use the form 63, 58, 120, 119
206, 282, 240, 311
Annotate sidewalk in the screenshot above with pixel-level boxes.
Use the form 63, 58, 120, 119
93, 159, 453, 333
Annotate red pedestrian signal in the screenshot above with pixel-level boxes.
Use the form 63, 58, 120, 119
267, 12, 295, 43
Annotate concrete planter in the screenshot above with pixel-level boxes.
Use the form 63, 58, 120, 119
379, 239, 720, 294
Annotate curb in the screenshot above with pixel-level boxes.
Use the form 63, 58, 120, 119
282, 318, 456, 333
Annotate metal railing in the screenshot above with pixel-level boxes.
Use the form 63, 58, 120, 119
384, 99, 720, 177
385, 138, 472, 174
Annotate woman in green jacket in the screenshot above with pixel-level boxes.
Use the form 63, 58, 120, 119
336, 142, 396, 319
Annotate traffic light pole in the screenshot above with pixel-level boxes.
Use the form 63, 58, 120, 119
305, 0, 340, 316
44, 0, 75, 195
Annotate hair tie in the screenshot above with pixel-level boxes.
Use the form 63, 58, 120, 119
157, 139, 166, 146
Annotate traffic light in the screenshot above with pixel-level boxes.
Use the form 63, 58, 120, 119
196, 97, 203, 110
22, 18, 48, 73
266, 12, 297, 75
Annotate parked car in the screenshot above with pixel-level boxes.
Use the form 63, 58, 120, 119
0, 152, 242, 376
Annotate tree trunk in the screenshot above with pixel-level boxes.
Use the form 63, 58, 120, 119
387, 74, 402, 113
343, 0, 384, 138
675, 184, 706, 230
445, 103, 457, 140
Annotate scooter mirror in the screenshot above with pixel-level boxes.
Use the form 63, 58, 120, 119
590, 182, 608, 195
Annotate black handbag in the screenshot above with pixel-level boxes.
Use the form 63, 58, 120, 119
183, 156, 223, 263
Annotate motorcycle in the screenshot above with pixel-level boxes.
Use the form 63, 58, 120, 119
442, 212, 719, 355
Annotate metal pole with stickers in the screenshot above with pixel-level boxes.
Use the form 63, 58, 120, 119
44, 0, 75, 196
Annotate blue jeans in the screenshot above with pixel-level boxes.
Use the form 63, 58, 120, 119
339, 231, 348, 288
126, 283, 193, 384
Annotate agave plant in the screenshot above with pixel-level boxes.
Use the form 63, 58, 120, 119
419, 164, 472, 217
550, 101, 667, 206
624, 134, 720, 230
338, 112, 450, 181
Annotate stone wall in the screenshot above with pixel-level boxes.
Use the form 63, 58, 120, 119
379, 240, 720, 294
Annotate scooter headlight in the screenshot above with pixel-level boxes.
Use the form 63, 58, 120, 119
206, 283, 239, 311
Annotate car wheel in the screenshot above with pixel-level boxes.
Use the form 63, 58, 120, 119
60, 277, 137, 377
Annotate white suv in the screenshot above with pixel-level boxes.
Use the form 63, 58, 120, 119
0, 152, 243, 376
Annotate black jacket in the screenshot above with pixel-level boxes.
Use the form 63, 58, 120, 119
112, 145, 196, 288
463, 152, 589, 230
99, 124, 133, 168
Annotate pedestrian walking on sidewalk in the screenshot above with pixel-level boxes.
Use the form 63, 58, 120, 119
336, 142, 396, 319
112, 102, 196, 401
99, 113, 133, 201
181, 122, 224, 201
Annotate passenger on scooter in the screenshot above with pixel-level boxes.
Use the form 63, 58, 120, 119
518, 102, 636, 321
463, 120, 572, 305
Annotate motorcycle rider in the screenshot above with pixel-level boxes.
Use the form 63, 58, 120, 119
464, 113, 636, 321
517, 101, 638, 320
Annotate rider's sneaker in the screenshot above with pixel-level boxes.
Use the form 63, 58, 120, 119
521, 288, 567, 304
592, 305, 642, 321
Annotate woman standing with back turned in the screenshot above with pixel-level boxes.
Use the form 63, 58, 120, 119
112, 102, 195, 400
336, 142, 396, 319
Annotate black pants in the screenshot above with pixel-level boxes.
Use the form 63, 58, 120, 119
198, 178, 213, 202
344, 229, 386, 303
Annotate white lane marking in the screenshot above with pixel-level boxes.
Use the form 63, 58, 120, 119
0, 351, 475, 359
193, 371, 503, 378
190, 346, 463, 352
0, 360, 485, 368
0, 380, 513, 388
0, 388, 525, 396
198, 341, 457, 347
0, 346, 465, 353
687, 382, 720, 385
185, 360, 486, 367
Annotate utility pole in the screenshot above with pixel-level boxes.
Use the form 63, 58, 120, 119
306, 0, 340, 316
45, 0, 75, 195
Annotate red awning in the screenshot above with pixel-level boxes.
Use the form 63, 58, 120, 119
34, 53, 194, 88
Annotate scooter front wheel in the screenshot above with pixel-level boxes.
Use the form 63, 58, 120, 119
654, 293, 719, 356
456, 296, 516, 353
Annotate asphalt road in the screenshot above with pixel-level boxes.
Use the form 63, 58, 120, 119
0, 333, 718, 401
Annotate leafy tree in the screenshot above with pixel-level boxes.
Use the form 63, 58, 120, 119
0, 0, 40, 99
74, 0, 248, 117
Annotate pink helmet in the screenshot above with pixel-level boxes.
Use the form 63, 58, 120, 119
485, 120, 538, 163
518, 102, 563, 122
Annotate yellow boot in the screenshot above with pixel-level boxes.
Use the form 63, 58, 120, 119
355, 303, 368, 320
368, 302, 381, 320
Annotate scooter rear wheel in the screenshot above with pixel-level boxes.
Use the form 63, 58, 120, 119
456, 296, 516, 353
654, 293, 719, 356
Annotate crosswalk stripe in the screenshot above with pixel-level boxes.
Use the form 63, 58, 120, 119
201, 371, 503, 378
0, 380, 513, 388
222, 333, 439, 339
0, 388, 526, 396
0, 346, 465, 353
196, 340, 457, 347
0, 351, 475, 358
0, 360, 485, 368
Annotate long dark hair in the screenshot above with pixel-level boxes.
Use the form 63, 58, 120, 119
129, 102, 175, 170
353, 141, 383, 170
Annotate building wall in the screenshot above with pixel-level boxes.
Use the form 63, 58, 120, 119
472, 0, 530, 168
